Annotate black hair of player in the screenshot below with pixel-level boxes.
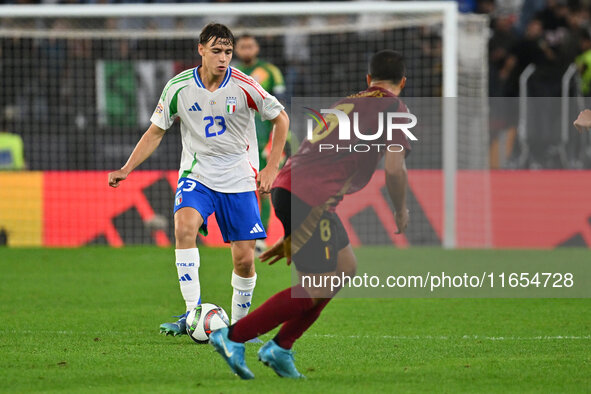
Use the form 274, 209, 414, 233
369, 50, 406, 84
199, 23, 235, 48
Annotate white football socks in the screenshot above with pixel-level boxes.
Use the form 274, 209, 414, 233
231, 271, 257, 324
175, 248, 201, 312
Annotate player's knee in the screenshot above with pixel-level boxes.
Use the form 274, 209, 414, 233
174, 223, 198, 245
233, 257, 254, 276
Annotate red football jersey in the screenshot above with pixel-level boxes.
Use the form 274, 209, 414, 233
274, 86, 412, 208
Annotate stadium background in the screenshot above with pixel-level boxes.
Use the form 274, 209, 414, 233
1, 0, 591, 249
1, 2, 591, 393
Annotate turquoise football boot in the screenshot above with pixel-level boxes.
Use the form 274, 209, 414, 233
258, 340, 305, 378
209, 327, 254, 380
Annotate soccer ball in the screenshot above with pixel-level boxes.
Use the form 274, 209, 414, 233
186, 303, 230, 344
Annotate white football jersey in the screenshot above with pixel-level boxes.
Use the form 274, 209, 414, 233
150, 66, 284, 193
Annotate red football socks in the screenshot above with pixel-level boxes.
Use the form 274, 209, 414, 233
228, 285, 314, 343
274, 298, 331, 349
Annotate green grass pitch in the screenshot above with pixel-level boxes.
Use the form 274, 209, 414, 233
1, 247, 590, 393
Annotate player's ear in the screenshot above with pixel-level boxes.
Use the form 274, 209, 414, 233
366, 74, 372, 87
197, 43, 204, 57
399, 76, 406, 90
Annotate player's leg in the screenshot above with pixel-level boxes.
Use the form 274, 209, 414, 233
174, 207, 204, 308
221, 279, 318, 378
208, 190, 263, 378
212, 188, 306, 377
215, 280, 326, 379
207, 241, 259, 380
255, 270, 332, 379
229, 239, 257, 324
212, 189, 264, 325
160, 207, 203, 336
211, 188, 330, 378
255, 247, 355, 377
160, 179, 214, 336
272, 244, 357, 350
253, 240, 354, 376
257, 209, 351, 377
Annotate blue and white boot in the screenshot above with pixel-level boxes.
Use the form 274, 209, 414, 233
159, 312, 188, 336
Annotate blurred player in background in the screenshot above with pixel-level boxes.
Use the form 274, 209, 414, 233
210, 50, 411, 379
108, 23, 289, 337
234, 34, 286, 255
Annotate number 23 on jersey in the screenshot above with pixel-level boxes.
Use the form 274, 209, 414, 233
204, 116, 226, 138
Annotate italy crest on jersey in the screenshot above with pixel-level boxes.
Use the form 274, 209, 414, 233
226, 97, 237, 114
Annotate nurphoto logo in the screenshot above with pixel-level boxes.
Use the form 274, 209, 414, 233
305, 107, 418, 152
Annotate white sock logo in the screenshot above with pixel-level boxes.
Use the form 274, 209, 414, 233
179, 274, 192, 282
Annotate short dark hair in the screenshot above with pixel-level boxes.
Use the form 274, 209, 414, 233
199, 23, 235, 47
237, 34, 256, 42
368, 50, 406, 84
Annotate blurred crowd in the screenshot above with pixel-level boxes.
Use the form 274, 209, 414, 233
487, 0, 589, 97
483, 0, 591, 168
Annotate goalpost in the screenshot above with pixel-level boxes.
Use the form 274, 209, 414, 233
0, 2, 489, 248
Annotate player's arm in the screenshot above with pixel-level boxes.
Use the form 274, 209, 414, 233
384, 149, 409, 234
574, 109, 591, 132
108, 123, 166, 188
257, 110, 289, 193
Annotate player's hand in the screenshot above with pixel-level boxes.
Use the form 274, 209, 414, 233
395, 209, 409, 234
259, 236, 291, 266
257, 166, 278, 194
574, 109, 591, 133
108, 169, 129, 188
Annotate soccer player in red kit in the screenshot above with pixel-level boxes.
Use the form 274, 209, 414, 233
210, 50, 412, 379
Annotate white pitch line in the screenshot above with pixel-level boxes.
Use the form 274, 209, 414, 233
2, 330, 589, 341
311, 334, 591, 341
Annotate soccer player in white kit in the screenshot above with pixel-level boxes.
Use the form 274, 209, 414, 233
108, 23, 289, 337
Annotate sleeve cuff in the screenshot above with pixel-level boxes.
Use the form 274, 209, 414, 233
150, 114, 169, 130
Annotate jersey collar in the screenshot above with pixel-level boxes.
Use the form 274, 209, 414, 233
193, 66, 232, 90
366, 85, 396, 97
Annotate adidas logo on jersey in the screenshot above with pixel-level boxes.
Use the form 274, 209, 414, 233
188, 102, 202, 112
250, 223, 264, 234
179, 274, 192, 282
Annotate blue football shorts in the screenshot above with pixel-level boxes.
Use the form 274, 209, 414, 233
173, 178, 266, 243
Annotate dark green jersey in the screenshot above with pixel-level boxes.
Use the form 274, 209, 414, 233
236, 59, 285, 97
235, 59, 286, 161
